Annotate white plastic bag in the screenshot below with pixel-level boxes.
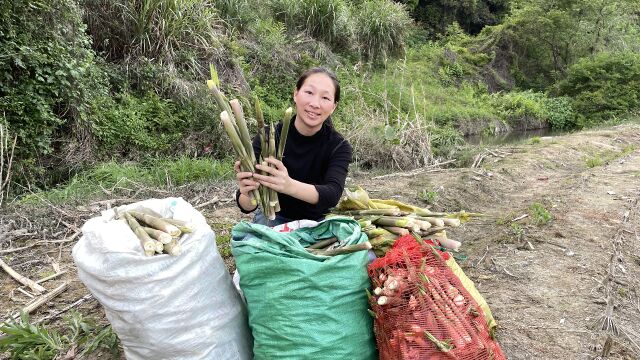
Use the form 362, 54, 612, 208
72, 197, 252, 360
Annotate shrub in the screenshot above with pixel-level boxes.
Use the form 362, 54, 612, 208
556, 52, 640, 127
91, 93, 186, 155
543, 96, 575, 130
0, 0, 108, 184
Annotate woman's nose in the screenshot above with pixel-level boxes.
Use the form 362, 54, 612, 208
309, 96, 320, 108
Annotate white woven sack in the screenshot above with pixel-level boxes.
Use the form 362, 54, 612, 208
72, 197, 252, 360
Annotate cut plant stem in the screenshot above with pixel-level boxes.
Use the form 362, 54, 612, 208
382, 226, 410, 236
277, 107, 293, 159
306, 237, 338, 249
0, 257, 46, 294
128, 211, 181, 237
229, 99, 256, 164
220, 110, 261, 207
161, 218, 194, 234
163, 239, 182, 256
143, 227, 173, 244
124, 212, 156, 255
307, 241, 372, 256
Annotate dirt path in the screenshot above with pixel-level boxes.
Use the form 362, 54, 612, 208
352, 124, 640, 359
1, 124, 639, 359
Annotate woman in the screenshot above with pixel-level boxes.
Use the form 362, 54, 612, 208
234, 67, 352, 226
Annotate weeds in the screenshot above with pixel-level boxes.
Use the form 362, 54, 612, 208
529, 202, 552, 225
210, 222, 235, 257
418, 188, 438, 205
0, 312, 119, 359
585, 155, 604, 168
510, 223, 525, 241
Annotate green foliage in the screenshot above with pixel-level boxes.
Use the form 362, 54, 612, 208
0, 0, 108, 183
496, 0, 640, 90
91, 93, 184, 154
353, 0, 413, 60
529, 202, 552, 225
529, 136, 541, 144
543, 96, 576, 130
411, 0, 510, 36
0, 312, 118, 359
490, 91, 547, 126
556, 52, 640, 126
489, 91, 576, 130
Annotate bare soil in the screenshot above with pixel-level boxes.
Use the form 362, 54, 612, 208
1, 124, 639, 359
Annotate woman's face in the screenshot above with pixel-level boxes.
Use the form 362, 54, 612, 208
293, 73, 337, 136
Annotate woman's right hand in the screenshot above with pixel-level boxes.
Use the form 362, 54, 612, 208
234, 161, 260, 199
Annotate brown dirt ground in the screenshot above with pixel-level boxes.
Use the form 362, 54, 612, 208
1, 124, 639, 359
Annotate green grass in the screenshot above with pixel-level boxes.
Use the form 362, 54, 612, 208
529, 202, 552, 225
585, 144, 637, 168
19, 157, 235, 204
529, 136, 541, 144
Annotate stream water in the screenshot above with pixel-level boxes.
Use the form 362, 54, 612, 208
464, 127, 563, 146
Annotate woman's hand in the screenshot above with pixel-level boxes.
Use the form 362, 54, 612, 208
253, 157, 292, 195
234, 161, 260, 199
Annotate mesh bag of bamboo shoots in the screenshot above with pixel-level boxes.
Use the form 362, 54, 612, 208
231, 217, 377, 360
368, 235, 505, 360
72, 198, 252, 360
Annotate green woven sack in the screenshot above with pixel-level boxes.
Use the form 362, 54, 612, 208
231, 218, 377, 360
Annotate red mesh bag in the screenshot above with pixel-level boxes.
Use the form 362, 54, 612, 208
368, 235, 505, 360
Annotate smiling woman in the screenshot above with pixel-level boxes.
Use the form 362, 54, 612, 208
234, 67, 352, 226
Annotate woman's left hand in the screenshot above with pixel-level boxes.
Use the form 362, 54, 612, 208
253, 157, 292, 194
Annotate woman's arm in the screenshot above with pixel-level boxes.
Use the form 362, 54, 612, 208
253, 139, 352, 207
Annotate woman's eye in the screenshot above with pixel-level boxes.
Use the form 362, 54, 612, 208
305, 90, 313, 95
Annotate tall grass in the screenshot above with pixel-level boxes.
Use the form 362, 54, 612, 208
269, 0, 351, 47
84, 0, 225, 76
19, 157, 234, 204
353, 0, 413, 60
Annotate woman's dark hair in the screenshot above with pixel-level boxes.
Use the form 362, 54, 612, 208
295, 67, 340, 103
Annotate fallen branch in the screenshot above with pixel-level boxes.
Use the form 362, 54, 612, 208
35, 271, 67, 284
511, 214, 529, 222
37, 294, 93, 324
19, 282, 68, 316
0, 256, 46, 294
372, 160, 456, 180
194, 196, 219, 209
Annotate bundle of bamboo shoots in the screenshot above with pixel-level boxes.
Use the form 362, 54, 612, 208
207, 65, 293, 220
118, 209, 194, 257
329, 186, 482, 256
